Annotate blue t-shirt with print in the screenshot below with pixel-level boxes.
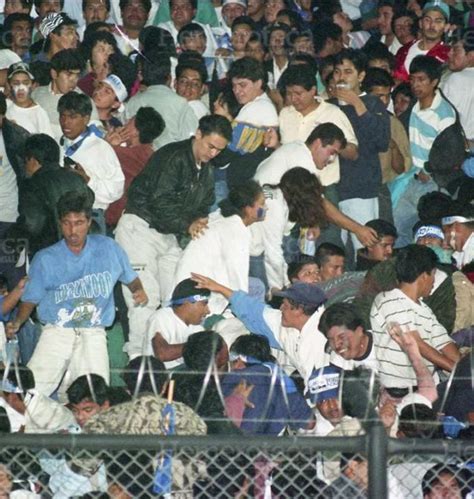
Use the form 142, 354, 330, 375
22, 235, 137, 328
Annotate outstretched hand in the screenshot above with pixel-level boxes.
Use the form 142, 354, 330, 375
387, 322, 421, 356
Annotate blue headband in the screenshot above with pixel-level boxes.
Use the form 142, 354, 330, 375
414, 225, 444, 242
168, 294, 209, 307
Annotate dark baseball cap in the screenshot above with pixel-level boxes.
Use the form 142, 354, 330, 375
273, 282, 326, 308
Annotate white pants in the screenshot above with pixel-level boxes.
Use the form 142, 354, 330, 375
27, 325, 109, 398
339, 197, 379, 251
114, 213, 182, 358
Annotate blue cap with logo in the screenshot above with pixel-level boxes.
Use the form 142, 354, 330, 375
307, 365, 341, 405
423, 1, 450, 21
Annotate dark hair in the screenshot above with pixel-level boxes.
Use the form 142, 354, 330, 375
267, 22, 292, 53
139, 25, 176, 56
219, 180, 263, 218
364, 42, 396, 71
230, 335, 273, 362
178, 22, 206, 46
106, 386, 131, 405
57, 191, 93, 219
391, 81, 413, 102
363, 67, 394, 93
50, 14, 77, 38
277, 8, 301, 29
67, 374, 109, 405
198, 114, 233, 142
1, 364, 35, 394
50, 48, 85, 72
29, 60, 51, 85
24, 133, 60, 166
119, 0, 151, 12
319, 302, 365, 337
81, 29, 118, 63
228, 56, 267, 87
0, 407, 11, 434
306, 122, 347, 148
288, 53, 319, 76
2, 13, 34, 48
142, 51, 171, 86
34, 0, 64, 8
123, 356, 167, 395
277, 167, 327, 228
135, 106, 165, 144
417, 191, 453, 224
334, 48, 367, 74
214, 86, 241, 118
231, 15, 257, 32
398, 403, 438, 438
108, 52, 137, 94
365, 219, 397, 239
82, 0, 111, 11
395, 244, 438, 283
287, 255, 318, 282
170, 0, 197, 9
319, 54, 336, 75
83, 20, 111, 40
280, 64, 316, 91
182, 331, 225, 371
315, 242, 345, 267
421, 465, 464, 496
312, 21, 342, 54
176, 58, 208, 84
409, 55, 442, 82
391, 9, 419, 39
452, 27, 474, 53
58, 90, 92, 116
0, 92, 7, 115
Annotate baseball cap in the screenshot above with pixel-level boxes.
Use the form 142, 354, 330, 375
414, 224, 444, 243
7, 61, 34, 81
273, 282, 326, 309
422, 1, 450, 21
39, 12, 77, 39
397, 393, 432, 416
223, 0, 247, 8
169, 278, 210, 306
307, 365, 341, 404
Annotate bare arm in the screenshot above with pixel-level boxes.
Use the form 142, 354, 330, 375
389, 140, 406, 175
126, 277, 148, 306
323, 198, 378, 247
1, 278, 27, 315
415, 338, 457, 372
191, 273, 233, 299
152, 332, 185, 362
339, 142, 359, 161
6, 302, 36, 338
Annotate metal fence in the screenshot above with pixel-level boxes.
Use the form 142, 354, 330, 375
0, 426, 472, 498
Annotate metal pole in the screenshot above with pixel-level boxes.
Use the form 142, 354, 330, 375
368, 423, 388, 499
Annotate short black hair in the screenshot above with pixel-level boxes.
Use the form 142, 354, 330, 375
170, 0, 197, 9
315, 242, 345, 267
280, 64, 316, 91
198, 114, 233, 142
139, 25, 176, 56
287, 255, 317, 282
219, 179, 263, 218
134, 106, 165, 144
50, 48, 85, 73
81, 29, 117, 63
395, 244, 438, 284
231, 15, 257, 32
306, 122, 347, 148
108, 52, 137, 94
82, 20, 111, 40
2, 13, 34, 47
58, 91, 92, 116
178, 22, 206, 46
57, 191, 93, 220
417, 191, 453, 224
230, 335, 273, 362
365, 219, 397, 239
1, 364, 35, 394
82, 0, 111, 11
34, 0, 64, 8
123, 356, 167, 396
176, 58, 208, 84
409, 55, 442, 82
67, 374, 109, 405
119, 0, 151, 12
312, 21, 342, 55
183, 330, 225, 371
24, 133, 60, 166
334, 48, 367, 74
142, 51, 171, 86
214, 86, 241, 119
364, 42, 396, 71
399, 403, 438, 438
319, 303, 365, 337
391, 81, 413, 102
29, 60, 51, 85
421, 465, 464, 496
228, 56, 267, 87
363, 67, 394, 92
288, 53, 319, 76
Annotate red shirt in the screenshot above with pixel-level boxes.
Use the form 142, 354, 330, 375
106, 143, 154, 227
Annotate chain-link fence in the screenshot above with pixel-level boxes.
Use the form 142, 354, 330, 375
0, 429, 472, 498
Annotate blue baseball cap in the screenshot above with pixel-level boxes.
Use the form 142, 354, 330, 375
423, 1, 450, 21
273, 282, 326, 309
307, 365, 341, 404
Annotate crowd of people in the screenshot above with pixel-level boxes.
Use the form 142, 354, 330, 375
0, 0, 473, 497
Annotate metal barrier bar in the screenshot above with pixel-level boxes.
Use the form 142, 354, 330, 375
368, 423, 388, 499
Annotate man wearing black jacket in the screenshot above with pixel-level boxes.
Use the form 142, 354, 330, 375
115, 114, 232, 359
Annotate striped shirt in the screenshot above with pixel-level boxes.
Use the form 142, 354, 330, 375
370, 288, 452, 388
409, 90, 456, 171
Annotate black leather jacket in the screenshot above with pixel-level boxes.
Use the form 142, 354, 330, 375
126, 138, 215, 247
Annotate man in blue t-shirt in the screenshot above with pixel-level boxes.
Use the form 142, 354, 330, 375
6, 192, 148, 397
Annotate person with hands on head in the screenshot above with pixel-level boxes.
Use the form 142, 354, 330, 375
114, 114, 232, 360
191, 273, 329, 389
6, 191, 147, 398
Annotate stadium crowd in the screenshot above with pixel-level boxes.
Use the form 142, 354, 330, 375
0, 0, 473, 497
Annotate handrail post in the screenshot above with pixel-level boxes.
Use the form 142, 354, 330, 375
368, 422, 388, 499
